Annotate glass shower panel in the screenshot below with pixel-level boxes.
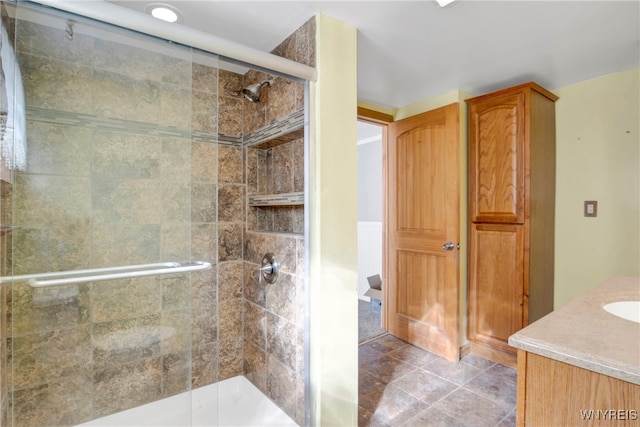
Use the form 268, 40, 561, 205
0, 2, 219, 425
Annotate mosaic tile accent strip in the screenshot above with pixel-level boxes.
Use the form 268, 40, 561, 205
26, 107, 218, 142
248, 192, 304, 207
244, 110, 304, 150
192, 130, 218, 144
26, 108, 302, 149
219, 134, 244, 146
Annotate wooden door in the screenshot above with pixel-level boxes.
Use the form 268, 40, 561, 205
468, 223, 525, 353
468, 91, 526, 224
385, 103, 460, 361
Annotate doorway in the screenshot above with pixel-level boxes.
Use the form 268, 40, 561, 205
357, 120, 386, 343
357, 104, 461, 361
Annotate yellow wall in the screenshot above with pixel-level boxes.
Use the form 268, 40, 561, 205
362, 69, 640, 315
309, 14, 358, 426
553, 68, 640, 307
394, 90, 467, 121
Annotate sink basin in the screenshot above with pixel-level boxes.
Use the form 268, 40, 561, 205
603, 301, 640, 323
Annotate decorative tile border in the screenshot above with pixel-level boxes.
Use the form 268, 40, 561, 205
248, 192, 304, 207
218, 134, 243, 146
191, 130, 217, 144
27, 107, 219, 143
26, 107, 305, 149
243, 110, 304, 149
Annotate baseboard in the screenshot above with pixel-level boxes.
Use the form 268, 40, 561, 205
459, 343, 471, 360
469, 341, 517, 368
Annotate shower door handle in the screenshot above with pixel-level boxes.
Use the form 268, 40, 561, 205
0, 261, 212, 287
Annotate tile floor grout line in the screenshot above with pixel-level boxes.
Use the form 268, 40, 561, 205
461, 378, 518, 411
418, 365, 482, 388
358, 335, 517, 426
397, 403, 435, 427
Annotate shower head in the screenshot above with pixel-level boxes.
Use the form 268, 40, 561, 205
241, 79, 273, 103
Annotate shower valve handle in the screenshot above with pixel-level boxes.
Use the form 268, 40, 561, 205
259, 264, 275, 273
260, 253, 279, 284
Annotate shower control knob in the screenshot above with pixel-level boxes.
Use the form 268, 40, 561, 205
260, 253, 279, 284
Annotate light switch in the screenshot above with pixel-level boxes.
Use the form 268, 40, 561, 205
584, 201, 598, 217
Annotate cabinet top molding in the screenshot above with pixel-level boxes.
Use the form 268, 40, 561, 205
466, 81, 559, 104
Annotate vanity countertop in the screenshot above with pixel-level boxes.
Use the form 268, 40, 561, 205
508, 276, 640, 385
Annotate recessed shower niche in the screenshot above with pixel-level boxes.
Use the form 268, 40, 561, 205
245, 109, 305, 235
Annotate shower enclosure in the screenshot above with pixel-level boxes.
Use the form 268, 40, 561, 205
0, 1, 311, 425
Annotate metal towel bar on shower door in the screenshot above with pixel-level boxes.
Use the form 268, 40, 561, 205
0, 261, 212, 288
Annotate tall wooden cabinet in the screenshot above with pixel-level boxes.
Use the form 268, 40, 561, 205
466, 82, 558, 367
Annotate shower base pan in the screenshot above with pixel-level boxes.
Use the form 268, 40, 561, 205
77, 375, 298, 427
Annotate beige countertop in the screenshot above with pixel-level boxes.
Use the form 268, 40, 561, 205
509, 276, 640, 385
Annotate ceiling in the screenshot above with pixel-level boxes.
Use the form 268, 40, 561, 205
108, 1, 640, 110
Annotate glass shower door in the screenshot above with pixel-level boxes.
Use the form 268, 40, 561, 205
0, 2, 219, 425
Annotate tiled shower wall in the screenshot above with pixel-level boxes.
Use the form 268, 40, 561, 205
0, 5, 314, 427
1, 7, 15, 423
218, 17, 314, 425
2, 12, 220, 425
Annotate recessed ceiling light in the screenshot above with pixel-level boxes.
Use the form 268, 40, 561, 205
436, 0, 456, 7
145, 3, 183, 23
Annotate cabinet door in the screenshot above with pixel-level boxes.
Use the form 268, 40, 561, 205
469, 91, 526, 223
468, 223, 525, 351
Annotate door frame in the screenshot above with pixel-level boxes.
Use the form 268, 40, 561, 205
357, 107, 392, 329
359, 103, 467, 361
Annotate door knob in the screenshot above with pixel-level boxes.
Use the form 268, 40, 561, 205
442, 242, 457, 251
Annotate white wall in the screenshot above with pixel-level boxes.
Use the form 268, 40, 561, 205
357, 122, 383, 300
357, 123, 383, 222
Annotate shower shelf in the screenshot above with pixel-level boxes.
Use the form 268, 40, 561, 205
0, 261, 212, 288
248, 192, 304, 207
244, 110, 304, 150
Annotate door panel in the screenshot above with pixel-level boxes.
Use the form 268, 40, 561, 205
396, 125, 445, 232
396, 250, 445, 324
386, 103, 460, 361
468, 223, 524, 353
469, 93, 525, 224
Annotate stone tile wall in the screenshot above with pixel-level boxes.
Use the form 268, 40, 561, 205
246, 139, 305, 234
216, 16, 313, 425
0, 182, 10, 427
1, 12, 12, 427
4, 18, 218, 426
216, 55, 308, 426
243, 231, 305, 423
239, 17, 315, 425
0, 8, 314, 427
188, 61, 219, 389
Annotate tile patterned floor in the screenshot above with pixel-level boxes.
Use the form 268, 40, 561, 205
359, 335, 517, 427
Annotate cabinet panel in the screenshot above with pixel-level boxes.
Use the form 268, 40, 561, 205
469, 92, 525, 223
468, 223, 524, 351
520, 351, 640, 427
